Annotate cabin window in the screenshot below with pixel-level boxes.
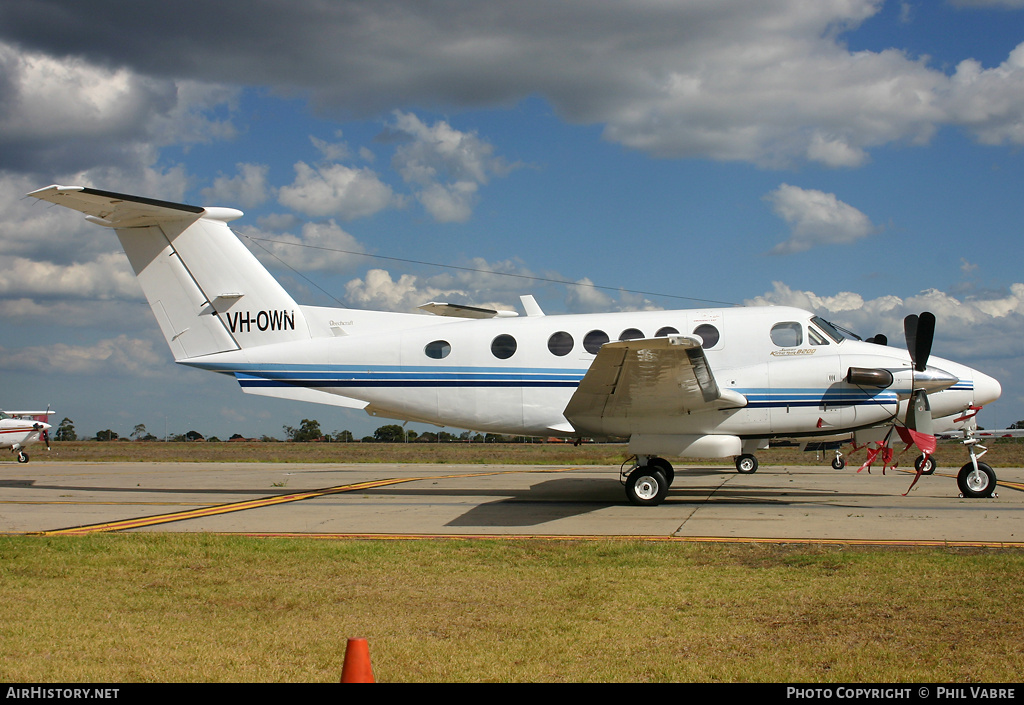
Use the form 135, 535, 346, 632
655, 326, 679, 337
491, 334, 517, 360
547, 331, 574, 356
770, 322, 803, 347
619, 328, 644, 341
424, 340, 452, 359
692, 324, 720, 349
583, 330, 609, 354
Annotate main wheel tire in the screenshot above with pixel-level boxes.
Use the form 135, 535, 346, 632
915, 455, 936, 475
958, 462, 996, 498
647, 457, 675, 487
625, 467, 669, 506
735, 454, 758, 474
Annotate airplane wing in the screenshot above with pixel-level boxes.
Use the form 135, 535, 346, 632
564, 335, 746, 433
417, 302, 519, 319
27, 185, 205, 228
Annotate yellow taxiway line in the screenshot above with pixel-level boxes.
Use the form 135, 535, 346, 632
36, 468, 571, 536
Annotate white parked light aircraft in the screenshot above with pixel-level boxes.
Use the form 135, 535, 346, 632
1, 410, 52, 463
28, 185, 1005, 504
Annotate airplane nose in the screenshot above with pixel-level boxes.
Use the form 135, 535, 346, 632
973, 370, 1002, 406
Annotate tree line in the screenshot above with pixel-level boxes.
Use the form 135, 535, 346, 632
55, 416, 1024, 444
50, 417, 547, 444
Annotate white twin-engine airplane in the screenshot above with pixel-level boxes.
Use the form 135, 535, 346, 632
1, 410, 52, 463
29, 185, 1004, 504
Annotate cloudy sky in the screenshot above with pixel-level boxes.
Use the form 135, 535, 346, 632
2, 0, 1023, 441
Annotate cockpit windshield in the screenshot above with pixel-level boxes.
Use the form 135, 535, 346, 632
811, 316, 862, 344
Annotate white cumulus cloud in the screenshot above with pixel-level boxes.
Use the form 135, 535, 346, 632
765, 184, 878, 254
390, 111, 515, 222
278, 162, 398, 219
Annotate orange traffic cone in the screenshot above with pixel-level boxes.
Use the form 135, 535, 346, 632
340, 637, 375, 683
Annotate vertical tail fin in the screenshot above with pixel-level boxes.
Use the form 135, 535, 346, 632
28, 185, 310, 360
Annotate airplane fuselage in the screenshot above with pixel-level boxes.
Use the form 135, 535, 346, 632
0, 414, 50, 462
185, 304, 999, 448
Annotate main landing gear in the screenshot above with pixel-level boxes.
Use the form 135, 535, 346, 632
734, 454, 758, 474
622, 456, 674, 506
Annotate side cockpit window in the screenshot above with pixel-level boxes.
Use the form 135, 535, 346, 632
770, 322, 803, 347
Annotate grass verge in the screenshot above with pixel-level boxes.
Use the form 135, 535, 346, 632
1, 535, 1022, 682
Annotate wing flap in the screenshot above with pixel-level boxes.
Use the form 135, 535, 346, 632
565, 335, 746, 433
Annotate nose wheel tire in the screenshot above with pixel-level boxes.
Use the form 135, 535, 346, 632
17, 452, 28, 464
915, 455, 936, 475
957, 462, 996, 498
625, 467, 669, 506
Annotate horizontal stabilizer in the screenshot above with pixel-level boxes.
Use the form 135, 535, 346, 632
27, 185, 209, 228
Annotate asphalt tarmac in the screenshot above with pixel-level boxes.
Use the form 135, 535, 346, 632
1, 460, 1022, 545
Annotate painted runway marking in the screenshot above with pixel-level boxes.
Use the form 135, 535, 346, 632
37, 468, 575, 535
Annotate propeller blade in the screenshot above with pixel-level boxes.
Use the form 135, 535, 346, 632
914, 312, 935, 372
904, 314, 919, 368
904, 312, 936, 372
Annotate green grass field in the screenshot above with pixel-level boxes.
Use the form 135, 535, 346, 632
6, 441, 1023, 683
1, 535, 1022, 683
